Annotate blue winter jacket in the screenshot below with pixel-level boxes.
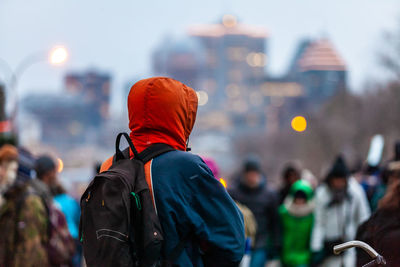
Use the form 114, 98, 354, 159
150, 150, 245, 266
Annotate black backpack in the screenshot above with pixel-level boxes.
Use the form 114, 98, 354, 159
79, 133, 178, 267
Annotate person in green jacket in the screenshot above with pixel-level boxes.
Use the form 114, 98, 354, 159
279, 180, 314, 267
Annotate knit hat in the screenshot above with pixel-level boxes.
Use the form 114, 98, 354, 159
243, 155, 261, 173
326, 155, 350, 182
35, 155, 56, 178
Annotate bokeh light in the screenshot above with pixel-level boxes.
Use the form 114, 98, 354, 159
222, 14, 237, 28
49, 46, 68, 65
291, 116, 307, 132
196, 90, 209, 106
57, 158, 64, 173
246, 52, 266, 67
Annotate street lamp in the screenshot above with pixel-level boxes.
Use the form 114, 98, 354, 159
0, 45, 69, 137
10, 45, 68, 88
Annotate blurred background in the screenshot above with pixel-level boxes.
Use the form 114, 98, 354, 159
1, 0, 400, 192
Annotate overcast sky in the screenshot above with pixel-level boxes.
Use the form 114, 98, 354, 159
1, 0, 399, 100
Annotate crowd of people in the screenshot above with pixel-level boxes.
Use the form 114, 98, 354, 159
222, 146, 400, 267
0, 77, 399, 267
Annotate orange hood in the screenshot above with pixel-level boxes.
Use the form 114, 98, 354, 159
128, 77, 198, 153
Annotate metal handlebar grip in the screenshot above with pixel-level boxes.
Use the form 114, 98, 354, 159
333, 241, 379, 258
333, 241, 387, 266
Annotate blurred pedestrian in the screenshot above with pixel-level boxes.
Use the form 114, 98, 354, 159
33, 155, 75, 267
356, 169, 400, 266
279, 164, 301, 204
279, 180, 314, 267
0, 145, 49, 267
31, 155, 57, 203
95, 77, 244, 266
310, 156, 370, 267
229, 156, 280, 267
370, 141, 400, 211
369, 164, 389, 211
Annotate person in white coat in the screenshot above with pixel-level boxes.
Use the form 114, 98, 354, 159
311, 156, 370, 267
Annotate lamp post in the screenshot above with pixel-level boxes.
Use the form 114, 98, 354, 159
0, 46, 68, 139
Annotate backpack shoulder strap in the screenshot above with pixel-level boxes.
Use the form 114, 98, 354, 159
111, 144, 174, 165
138, 143, 175, 163
113, 133, 174, 164
115, 132, 140, 161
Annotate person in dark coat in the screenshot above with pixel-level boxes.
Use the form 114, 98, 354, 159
229, 156, 280, 267
370, 142, 400, 211
279, 164, 301, 205
356, 164, 400, 266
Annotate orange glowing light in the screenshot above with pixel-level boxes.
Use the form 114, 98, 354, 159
291, 116, 307, 132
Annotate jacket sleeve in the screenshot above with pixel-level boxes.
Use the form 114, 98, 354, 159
185, 161, 245, 266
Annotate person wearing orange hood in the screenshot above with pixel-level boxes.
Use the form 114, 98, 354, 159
100, 77, 245, 266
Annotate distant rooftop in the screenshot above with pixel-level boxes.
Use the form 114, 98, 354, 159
188, 14, 268, 38
298, 39, 347, 71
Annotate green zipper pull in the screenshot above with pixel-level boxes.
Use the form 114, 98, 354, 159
130, 192, 142, 210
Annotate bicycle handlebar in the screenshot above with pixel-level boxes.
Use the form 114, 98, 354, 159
333, 241, 387, 266
333, 241, 379, 258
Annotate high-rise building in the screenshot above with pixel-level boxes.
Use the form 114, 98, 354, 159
188, 15, 268, 112
296, 39, 347, 103
22, 94, 91, 145
64, 70, 111, 127
153, 15, 268, 113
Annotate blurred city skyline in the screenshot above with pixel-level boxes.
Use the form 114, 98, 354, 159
1, 0, 399, 101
